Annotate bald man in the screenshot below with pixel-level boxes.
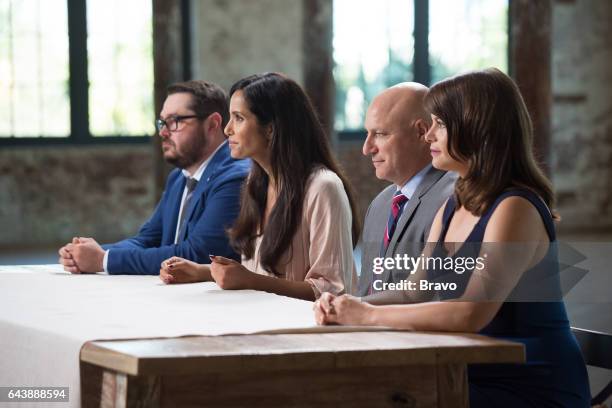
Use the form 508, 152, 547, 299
356, 83, 456, 297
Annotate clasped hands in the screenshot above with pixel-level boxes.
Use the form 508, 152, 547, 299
159, 255, 256, 290
58, 237, 105, 274
313, 292, 374, 326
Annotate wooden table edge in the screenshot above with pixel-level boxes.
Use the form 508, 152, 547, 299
80, 331, 525, 376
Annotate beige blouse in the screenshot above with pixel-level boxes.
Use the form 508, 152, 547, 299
242, 168, 356, 298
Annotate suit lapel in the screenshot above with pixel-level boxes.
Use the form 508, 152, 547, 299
359, 186, 394, 295
164, 174, 186, 245
384, 196, 421, 257
412, 167, 446, 200
177, 142, 229, 242
380, 167, 447, 282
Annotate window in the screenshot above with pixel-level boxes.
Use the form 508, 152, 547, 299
333, 0, 508, 134
0, 0, 70, 138
0, 0, 154, 143
87, 0, 153, 137
429, 0, 508, 84
333, 0, 414, 131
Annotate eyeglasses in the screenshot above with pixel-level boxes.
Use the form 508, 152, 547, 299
156, 115, 202, 133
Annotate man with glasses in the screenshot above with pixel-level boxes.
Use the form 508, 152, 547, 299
58, 81, 250, 275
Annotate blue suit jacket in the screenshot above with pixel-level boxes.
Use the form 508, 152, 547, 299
103, 142, 250, 275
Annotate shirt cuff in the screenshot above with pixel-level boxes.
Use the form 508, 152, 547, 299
103, 250, 109, 273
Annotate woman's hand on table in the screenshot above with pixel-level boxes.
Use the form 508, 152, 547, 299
159, 257, 210, 284
314, 292, 374, 326
209, 255, 254, 290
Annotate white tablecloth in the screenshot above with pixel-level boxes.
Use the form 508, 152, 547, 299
0, 265, 317, 407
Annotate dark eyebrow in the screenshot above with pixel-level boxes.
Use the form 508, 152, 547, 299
159, 113, 192, 120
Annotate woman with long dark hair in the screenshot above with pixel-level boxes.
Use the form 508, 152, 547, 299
314, 68, 590, 406
161, 72, 359, 300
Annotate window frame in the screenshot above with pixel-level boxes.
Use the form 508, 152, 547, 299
0, 0, 155, 146
336, 0, 510, 141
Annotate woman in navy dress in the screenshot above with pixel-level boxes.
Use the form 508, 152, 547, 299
314, 68, 591, 407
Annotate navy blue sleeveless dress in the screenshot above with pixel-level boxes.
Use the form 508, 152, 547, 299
434, 190, 591, 408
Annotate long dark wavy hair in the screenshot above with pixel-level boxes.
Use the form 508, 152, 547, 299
228, 72, 360, 275
424, 68, 557, 218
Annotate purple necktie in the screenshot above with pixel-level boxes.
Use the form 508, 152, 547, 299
383, 191, 409, 253
369, 191, 408, 295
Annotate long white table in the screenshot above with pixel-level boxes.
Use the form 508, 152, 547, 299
0, 265, 524, 408
0, 265, 315, 407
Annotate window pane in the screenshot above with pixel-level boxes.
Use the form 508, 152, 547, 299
333, 0, 414, 131
87, 0, 154, 136
0, 0, 70, 138
429, 0, 508, 84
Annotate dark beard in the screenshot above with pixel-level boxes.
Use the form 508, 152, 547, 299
164, 136, 207, 170
165, 153, 198, 169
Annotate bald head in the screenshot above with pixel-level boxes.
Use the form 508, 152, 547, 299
371, 82, 430, 128
363, 82, 433, 186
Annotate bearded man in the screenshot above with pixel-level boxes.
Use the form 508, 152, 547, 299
58, 81, 249, 275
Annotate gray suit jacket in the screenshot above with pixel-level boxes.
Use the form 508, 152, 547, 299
356, 167, 457, 296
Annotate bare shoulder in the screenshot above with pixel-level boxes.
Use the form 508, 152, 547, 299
426, 198, 450, 243
484, 196, 548, 242
432, 197, 450, 228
